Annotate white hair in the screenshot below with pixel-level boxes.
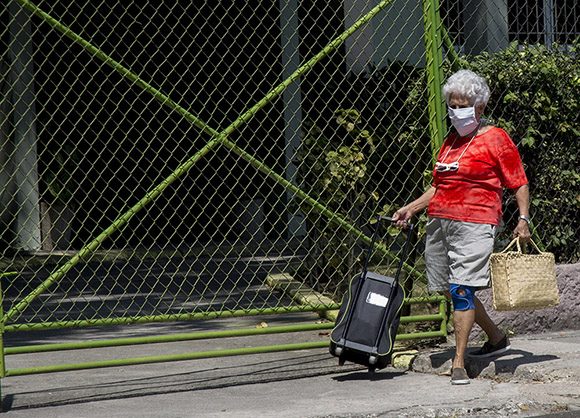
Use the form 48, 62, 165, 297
442, 69, 490, 106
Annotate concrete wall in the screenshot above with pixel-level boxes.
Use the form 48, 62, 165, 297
472, 263, 580, 339
343, 0, 426, 74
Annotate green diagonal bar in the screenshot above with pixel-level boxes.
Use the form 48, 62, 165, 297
440, 22, 464, 71
212, 0, 419, 276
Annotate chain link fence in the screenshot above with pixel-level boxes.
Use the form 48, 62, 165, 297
0, 0, 577, 378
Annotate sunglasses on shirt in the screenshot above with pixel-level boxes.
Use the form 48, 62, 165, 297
435, 161, 459, 172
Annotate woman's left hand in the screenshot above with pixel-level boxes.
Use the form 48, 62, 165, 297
513, 220, 532, 243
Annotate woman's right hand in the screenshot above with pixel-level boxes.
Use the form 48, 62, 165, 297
392, 206, 414, 228
391, 187, 435, 228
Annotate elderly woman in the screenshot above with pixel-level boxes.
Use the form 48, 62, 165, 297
392, 69, 531, 385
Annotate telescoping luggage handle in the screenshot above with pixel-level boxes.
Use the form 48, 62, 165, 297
360, 215, 414, 286
370, 216, 414, 357
333, 215, 414, 366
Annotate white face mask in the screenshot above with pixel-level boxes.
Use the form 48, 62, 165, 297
448, 106, 480, 137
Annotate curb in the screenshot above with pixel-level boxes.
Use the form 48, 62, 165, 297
391, 350, 419, 370
265, 273, 339, 321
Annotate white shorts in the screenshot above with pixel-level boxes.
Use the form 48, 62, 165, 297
425, 217, 496, 292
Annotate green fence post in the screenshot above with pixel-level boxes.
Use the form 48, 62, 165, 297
423, 0, 447, 162
0, 279, 5, 412
422, 0, 450, 330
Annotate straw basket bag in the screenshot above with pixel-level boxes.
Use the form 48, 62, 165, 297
490, 237, 560, 311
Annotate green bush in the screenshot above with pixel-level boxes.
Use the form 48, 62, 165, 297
465, 43, 579, 262
400, 43, 579, 262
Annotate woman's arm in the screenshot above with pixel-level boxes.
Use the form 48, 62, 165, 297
513, 184, 531, 241
392, 186, 436, 227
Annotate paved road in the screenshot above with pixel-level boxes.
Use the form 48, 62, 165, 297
2, 327, 579, 417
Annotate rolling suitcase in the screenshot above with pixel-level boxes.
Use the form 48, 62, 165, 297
329, 216, 414, 372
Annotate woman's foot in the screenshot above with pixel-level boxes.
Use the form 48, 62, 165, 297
468, 334, 511, 358
451, 367, 470, 385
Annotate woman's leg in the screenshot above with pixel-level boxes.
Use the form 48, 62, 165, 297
474, 296, 504, 343
452, 309, 475, 369
443, 289, 476, 370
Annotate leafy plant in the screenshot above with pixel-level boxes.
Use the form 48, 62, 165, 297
295, 110, 379, 292
294, 62, 434, 295
466, 42, 579, 262
396, 43, 579, 262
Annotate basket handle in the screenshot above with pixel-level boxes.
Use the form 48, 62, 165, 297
501, 237, 543, 254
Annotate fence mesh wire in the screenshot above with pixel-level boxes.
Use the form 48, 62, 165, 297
0, 0, 578, 330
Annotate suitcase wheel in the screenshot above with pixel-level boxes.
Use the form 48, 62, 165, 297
338, 356, 345, 366
368, 355, 377, 365
334, 346, 343, 356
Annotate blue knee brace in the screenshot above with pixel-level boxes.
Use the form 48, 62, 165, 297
449, 284, 476, 311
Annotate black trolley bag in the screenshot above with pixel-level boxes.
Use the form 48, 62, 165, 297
329, 216, 414, 372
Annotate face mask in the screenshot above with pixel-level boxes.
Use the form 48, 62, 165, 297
448, 106, 480, 137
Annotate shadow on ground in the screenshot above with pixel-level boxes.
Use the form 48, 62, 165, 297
3, 352, 364, 412
419, 348, 559, 378
332, 370, 406, 382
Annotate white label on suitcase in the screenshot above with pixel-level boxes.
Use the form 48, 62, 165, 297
366, 292, 389, 307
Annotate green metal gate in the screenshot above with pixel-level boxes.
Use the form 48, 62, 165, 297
2, 0, 577, 408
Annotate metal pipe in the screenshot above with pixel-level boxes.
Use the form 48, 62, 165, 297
4, 305, 339, 333
439, 298, 448, 336
0, 272, 18, 278
0, 281, 5, 411
423, 0, 447, 161
5, 341, 330, 376
220, 137, 420, 278
6, 323, 335, 354
0, 282, 5, 378
440, 23, 463, 71
400, 314, 444, 323
5, 328, 446, 377
5, 312, 445, 355
215, 0, 398, 139
543, 0, 555, 50
214, 0, 420, 277
5, 296, 446, 333
396, 329, 446, 340
14, 0, 218, 138
406, 296, 446, 304
431, 0, 446, 149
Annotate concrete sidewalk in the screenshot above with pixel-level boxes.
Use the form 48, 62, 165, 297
2, 329, 580, 417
